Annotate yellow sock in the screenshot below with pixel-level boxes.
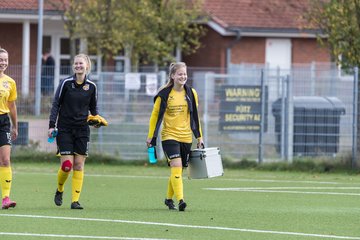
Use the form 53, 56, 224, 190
71, 170, 84, 202
0, 167, 12, 199
57, 168, 70, 192
170, 167, 183, 201
166, 177, 174, 199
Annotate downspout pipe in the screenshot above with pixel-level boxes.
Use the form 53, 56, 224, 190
226, 29, 242, 70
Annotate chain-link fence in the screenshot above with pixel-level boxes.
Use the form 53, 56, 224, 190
8, 63, 359, 164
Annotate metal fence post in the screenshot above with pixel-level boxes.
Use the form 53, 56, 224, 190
276, 66, 281, 96
280, 76, 286, 160
203, 73, 210, 148
352, 67, 358, 169
35, 0, 44, 116
157, 71, 166, 160
98, 73, 104, 152
310, 61, 315, 96
285, 74, 293, 162
258, 69, 266, 163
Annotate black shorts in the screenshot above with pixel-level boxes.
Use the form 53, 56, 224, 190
0, 114, 11, 147
162, 140, 192, 167
56, 126, 90, 156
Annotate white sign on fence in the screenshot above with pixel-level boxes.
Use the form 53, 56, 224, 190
146, 74, 158, 96
125, 73, 141, 90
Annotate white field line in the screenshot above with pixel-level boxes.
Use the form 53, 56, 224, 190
0, 214, 359, 240
204, 187, 360, 196
208, 187, 360, 190
14, 171, 358, 185
218, 178, 354, 185
0, 232, 172, 240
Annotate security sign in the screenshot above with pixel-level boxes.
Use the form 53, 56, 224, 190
219, 85, 268, 132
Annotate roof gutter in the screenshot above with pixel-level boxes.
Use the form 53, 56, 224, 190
207, 20, 325, 38
226, 29, 242, 69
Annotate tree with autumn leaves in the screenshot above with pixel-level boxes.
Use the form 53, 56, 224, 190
50, 0, 206, 67
307, 0, 360, 167
307, 0, 360, 69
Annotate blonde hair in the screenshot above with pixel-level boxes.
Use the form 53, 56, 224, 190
73, 53, 92, 74
161, 62, 187, 90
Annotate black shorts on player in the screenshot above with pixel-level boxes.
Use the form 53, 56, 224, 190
0, 114, 11, 147
162, 140, 192, 167
57, 126, 90, 156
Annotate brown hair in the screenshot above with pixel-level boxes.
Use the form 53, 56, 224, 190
0, 47, 8, 55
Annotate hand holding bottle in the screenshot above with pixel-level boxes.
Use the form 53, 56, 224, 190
48, 128, 58, 143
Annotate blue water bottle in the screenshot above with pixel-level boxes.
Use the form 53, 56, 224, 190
48, 128, 58, 143
147, 146, 157, 164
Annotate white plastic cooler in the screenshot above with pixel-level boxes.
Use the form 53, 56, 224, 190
188, 147, 224, 179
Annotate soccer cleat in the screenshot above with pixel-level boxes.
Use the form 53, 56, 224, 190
71, 201, 84, 210
2, 197, 16, 209
164, 199, 177, 210
54, 190, 63, 206
178, 199, 187, 212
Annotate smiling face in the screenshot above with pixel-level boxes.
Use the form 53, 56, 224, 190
172, 66, 187, 87
72, 56, 88, 75
0, 52, 9, 74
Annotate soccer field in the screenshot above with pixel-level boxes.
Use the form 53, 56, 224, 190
0, 163, 359, 240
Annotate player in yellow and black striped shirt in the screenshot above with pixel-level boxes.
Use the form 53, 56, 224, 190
0, 47, 18, 210
147, 62, 204, 211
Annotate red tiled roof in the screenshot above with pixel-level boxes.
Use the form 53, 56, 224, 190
203, 0, 311, 30
1, 0, 312, 31
0, 0, 65, 11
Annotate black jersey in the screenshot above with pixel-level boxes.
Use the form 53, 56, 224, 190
49, 75, 98, 129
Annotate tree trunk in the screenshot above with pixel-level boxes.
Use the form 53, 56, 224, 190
70, 39, 76, 62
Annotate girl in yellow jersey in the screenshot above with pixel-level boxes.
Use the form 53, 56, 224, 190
0, 47, 18, 209
147, 62, 204, 211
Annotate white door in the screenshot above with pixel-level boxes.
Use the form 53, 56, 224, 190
265, 38, 291, 73
265, 38, 291, 100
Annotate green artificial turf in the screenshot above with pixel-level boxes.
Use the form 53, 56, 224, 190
0, 162, 359, 240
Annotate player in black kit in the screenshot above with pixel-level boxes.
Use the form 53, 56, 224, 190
48, 53, 105, 210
